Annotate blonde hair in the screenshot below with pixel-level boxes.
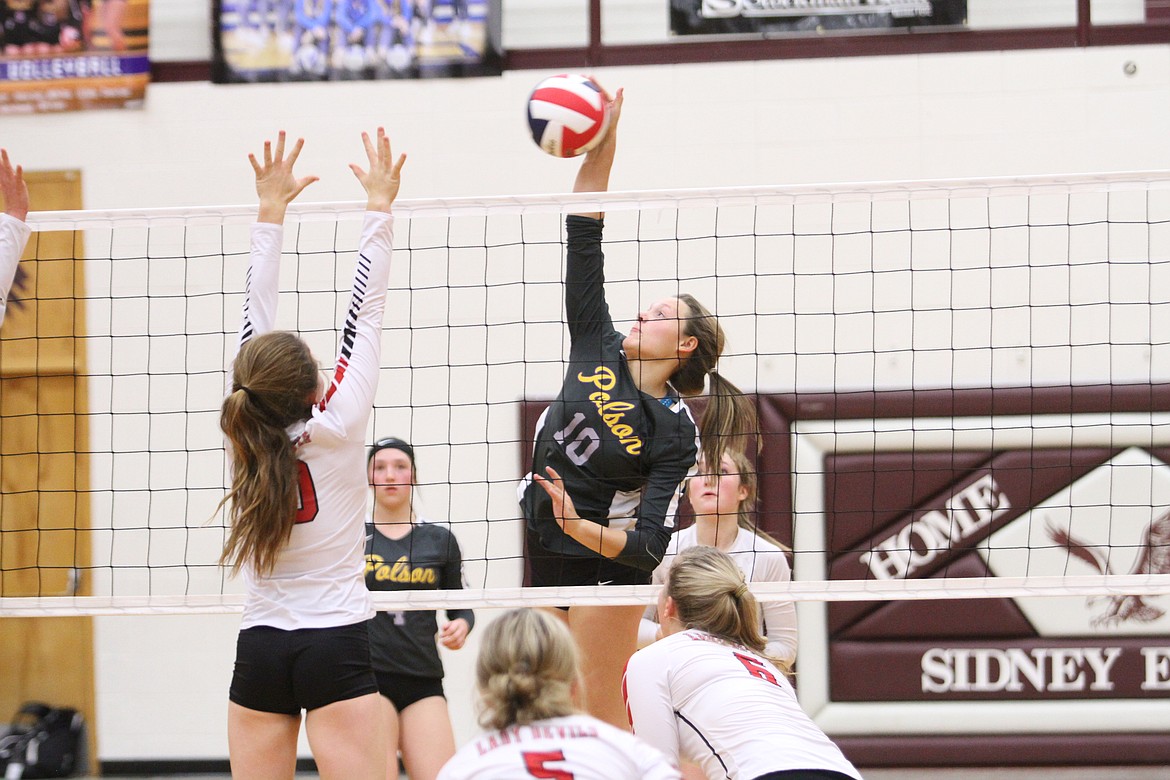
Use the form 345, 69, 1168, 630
673, 293, 757, 473
666, 546, 785, 670
476, 609, 580, 731
723, 448, 789, 553
218, 331, 318, 576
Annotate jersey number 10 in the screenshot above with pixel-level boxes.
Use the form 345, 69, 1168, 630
553, 412, 600, 466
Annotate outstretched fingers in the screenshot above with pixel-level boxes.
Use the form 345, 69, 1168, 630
0, 148, 29, 220
285, 135, 306, 167
352, 127, 404, 212
252, 131, 317, 222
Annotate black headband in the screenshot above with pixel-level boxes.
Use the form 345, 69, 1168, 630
367, 436, 415, 467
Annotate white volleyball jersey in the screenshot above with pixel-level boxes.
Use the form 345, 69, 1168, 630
233, 213, 394, 631
0, 212, 31, 327
640, 525, 798, 664
437, 714, 680, 780
624, 630, 862, 780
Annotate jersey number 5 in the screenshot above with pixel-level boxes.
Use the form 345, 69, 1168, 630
295, 460, 319, 524
553, 412, 600, 466
734, 651, 779, 686
522, 750, 574, 780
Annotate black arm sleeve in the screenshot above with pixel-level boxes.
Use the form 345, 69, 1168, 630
564, 215, 614, 347
440, 529, 475, 630
613, 438, 695, 571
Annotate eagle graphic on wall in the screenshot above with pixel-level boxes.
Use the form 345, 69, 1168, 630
1046, 510, 1170, 627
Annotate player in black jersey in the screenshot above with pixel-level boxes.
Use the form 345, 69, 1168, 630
364, 436, 474, 780
520, 84, 757, 731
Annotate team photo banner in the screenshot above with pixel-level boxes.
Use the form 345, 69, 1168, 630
213, 0, 503, 84
670, 0, 967, 36
0, 0, 150, 114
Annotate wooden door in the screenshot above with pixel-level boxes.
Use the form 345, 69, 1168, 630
0, 170, 97, 770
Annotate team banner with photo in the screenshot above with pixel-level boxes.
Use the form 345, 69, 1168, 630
0, 0, 149, 114
213, 0, 502, 83
671, 0, 967, 36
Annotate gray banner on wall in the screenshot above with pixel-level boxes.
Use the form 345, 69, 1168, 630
670, 0, 967, 36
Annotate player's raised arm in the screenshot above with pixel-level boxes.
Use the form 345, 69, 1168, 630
572, 84, 623, 218
0, 148, 31, 329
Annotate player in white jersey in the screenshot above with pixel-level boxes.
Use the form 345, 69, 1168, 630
0, 149, 31, 329
437, 609, 680, 780
640, 448, 797, 667
218, 129, 405, 780
625, 547, 863, 780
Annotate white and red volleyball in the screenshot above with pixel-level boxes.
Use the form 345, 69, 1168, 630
526, 74, 611, 158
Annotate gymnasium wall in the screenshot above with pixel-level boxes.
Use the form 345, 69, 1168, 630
2, 0, 1169, 766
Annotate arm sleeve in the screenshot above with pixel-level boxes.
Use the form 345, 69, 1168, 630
227, 222, 283, 388
758, 549, 798, 665
240, 222, 283, 346
0, 213, 32, 328
613, 442, 692, 571
440, 528, 475, 630
563, 215, 615, 346
315, 211, 395, 440
623, 649, 681, 764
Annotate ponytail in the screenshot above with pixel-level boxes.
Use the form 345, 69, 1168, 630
672, 293, 758, 472
218, 331, 319, 576
666, 546, 786, 670
475, 609, 580, 730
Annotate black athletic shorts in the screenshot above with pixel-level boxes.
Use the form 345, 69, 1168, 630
374, 670, 445, 713
753, 771, 859, 780
229, 620, 378, 715
526, 527, 651, 602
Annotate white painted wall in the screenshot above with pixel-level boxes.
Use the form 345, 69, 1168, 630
5, 0, 1170, 767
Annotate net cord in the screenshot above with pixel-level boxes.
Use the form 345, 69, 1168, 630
3, 573, 1169, 617
25, 170, 1170, 230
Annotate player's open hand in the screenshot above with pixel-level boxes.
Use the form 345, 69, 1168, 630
533, 466, 581, 532
596, 82, 623, 135
249, 131, 318, 224
0, 149, 29, 222
350, 127, 406, 214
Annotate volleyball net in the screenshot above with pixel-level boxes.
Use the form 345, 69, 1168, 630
3, 173, 1170, 617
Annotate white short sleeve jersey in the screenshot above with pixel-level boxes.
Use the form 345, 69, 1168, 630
437, 714, 680, 780
624, 630, 862, 780
641, 526, 798, 664
0, 212, 32, 327
232, 213, 394, 631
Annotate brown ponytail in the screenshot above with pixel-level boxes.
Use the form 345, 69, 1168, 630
218, 331, 318, 576
673, 293, 758, 472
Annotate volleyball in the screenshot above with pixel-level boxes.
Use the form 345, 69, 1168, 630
526, 74, 611, 158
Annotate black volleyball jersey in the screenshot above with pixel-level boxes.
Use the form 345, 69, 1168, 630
364, 519, 475, 679
520, 215, 699, 572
